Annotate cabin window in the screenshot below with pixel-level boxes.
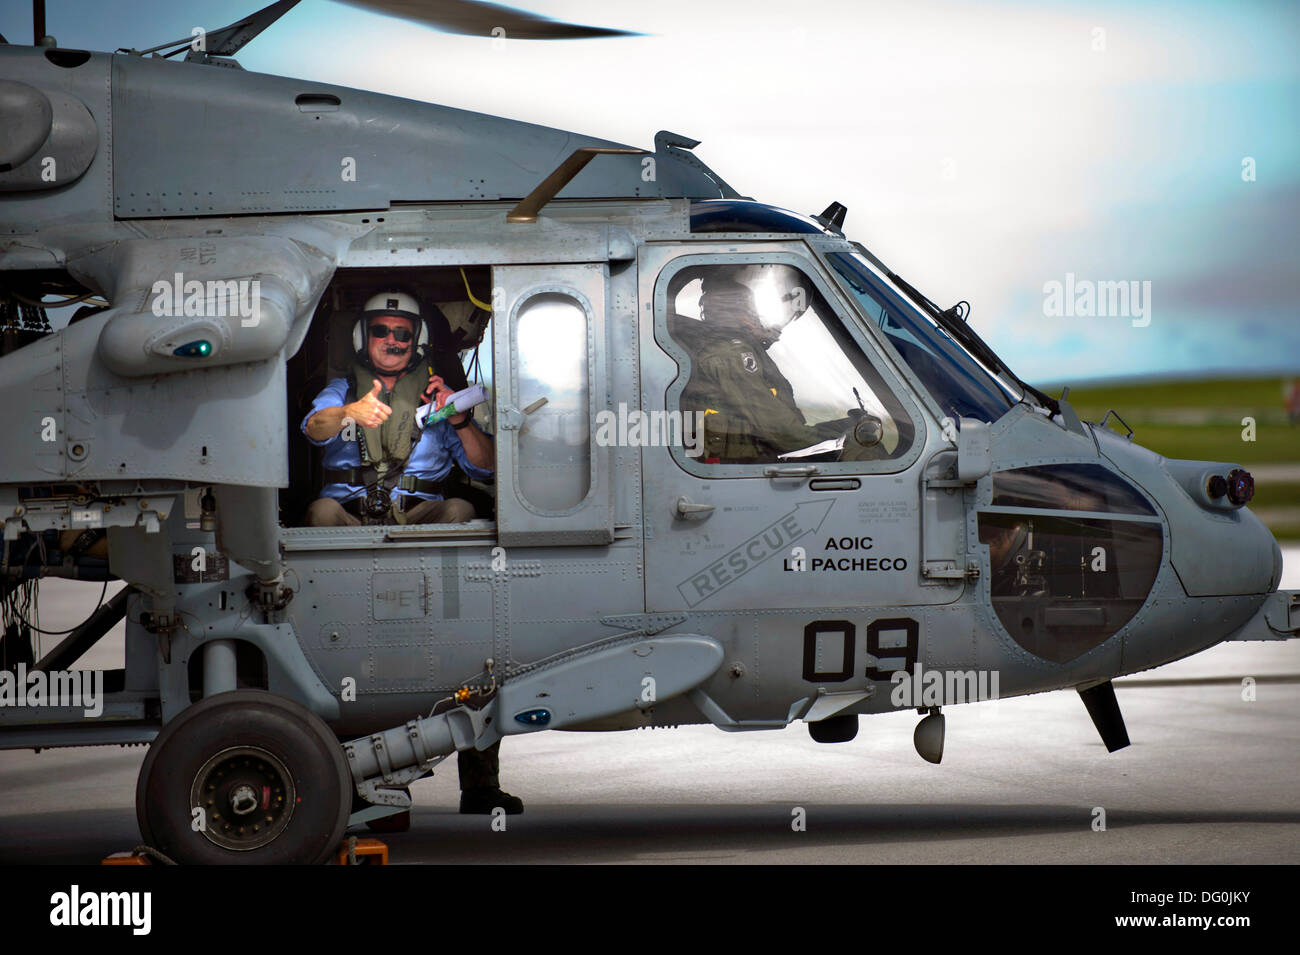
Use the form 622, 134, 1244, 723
513, 292, 592, 511
283, 264, 497, 533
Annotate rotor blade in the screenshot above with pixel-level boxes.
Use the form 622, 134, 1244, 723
335, 0, 641, 39
127, 0, 302, 57
205, 0, 303, 56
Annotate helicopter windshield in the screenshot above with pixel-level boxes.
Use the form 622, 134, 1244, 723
825, 251, 1020, 424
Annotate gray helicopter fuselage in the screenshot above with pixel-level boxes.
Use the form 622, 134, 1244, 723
0, 44, 1291, 751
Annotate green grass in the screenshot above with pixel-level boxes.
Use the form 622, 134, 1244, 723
1033, 374, 1300, 540
1035, 375, 1300, 464
1043, 375, 1291, 412
1086, 424, 1299, 465
1253, 481, 1300, 510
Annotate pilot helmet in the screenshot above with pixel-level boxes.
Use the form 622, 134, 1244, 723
699, 274, 756, 326
700, 270, 790, 347
354, 290, 429, 370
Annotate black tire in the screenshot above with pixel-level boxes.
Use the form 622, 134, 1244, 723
136, 690, 351, 865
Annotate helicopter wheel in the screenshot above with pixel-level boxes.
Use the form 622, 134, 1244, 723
135, 690, 351, 865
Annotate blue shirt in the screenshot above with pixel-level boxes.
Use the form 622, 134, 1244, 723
302, 376, 493, 503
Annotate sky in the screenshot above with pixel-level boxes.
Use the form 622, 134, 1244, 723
4, 0, 1298, 385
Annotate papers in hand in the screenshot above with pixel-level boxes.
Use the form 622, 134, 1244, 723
419, 384, 487, 427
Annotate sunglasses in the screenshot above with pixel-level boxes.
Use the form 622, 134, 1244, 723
369, 324, 414, 343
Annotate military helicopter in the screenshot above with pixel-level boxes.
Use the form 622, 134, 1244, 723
0, 0, 1295, 865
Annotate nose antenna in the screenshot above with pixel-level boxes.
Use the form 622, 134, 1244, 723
1078, 680, 1131, 752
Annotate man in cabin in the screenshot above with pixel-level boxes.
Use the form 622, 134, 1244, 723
681, 268, 831, 463
301, 289, 522, 816
302, 289, 490, 527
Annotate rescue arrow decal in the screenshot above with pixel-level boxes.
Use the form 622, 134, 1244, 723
675, 499, 835, 608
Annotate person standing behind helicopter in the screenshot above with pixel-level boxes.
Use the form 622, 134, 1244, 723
301, 289, 522, 816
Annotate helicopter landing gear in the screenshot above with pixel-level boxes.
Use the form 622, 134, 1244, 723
914, 707, 945, 764
1078, 680, 1130, 752
135, 690, 351, 865
808, 714, 859, 743
357, 787, 412, 833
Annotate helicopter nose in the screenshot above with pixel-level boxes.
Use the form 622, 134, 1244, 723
1160, 462, 1277, 599
1175, 505, 1277, 597
1091, 432, 1281, 669
1270, 533, 1284, 592
1093, 433, 1278, 601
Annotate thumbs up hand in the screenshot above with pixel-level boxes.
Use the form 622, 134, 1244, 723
345, 379, 392, 429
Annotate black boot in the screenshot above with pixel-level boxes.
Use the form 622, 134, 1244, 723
460, 787, 523, 815
457, 740, 521, 814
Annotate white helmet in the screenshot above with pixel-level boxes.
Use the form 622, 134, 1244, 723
353, 289, 429, 357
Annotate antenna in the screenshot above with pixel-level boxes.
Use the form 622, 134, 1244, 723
33, 0, 54, 47
121, 0, 302, 59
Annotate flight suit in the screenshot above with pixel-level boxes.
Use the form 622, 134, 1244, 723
677, 272, 832, 462
682, 327, 827, 463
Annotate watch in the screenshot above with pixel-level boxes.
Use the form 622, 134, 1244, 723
452, 416, 474, 430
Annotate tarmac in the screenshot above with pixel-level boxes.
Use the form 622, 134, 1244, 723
1, 553, 1297, 865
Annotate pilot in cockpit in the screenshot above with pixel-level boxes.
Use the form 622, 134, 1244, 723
680, 266, 847, 463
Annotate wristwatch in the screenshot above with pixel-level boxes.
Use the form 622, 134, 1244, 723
452, 416, 474, 430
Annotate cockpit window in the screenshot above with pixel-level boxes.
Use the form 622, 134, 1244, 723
991, 464, 1156, 516
663, 262, 915, 465
826, 252, 1017, 424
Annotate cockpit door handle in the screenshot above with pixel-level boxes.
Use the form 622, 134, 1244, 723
764, 465, 819, 478
674, 496, 714, 520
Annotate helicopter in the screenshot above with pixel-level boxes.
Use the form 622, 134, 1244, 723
0, 0, 1295, 864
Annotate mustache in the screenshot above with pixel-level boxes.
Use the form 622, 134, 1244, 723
383, 344, 410, 355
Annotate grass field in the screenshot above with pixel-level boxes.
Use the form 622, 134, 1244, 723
1035, 375, 1300, 540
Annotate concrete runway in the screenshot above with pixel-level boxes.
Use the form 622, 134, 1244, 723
2, 556, 1298, 865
